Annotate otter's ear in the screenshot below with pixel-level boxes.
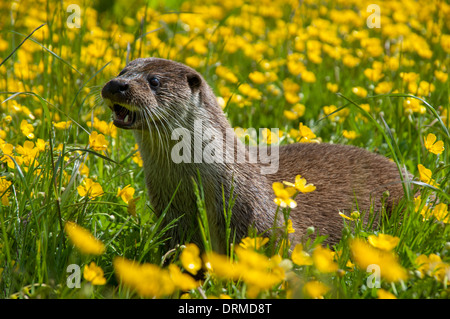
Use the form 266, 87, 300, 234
186, 72, 201, 92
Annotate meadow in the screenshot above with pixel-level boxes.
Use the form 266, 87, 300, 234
0, 0, 449, 300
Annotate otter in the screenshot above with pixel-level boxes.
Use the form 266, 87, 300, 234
101, 57, 407, 253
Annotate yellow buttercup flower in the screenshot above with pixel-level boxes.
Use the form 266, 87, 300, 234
15, 140, 39, 166
417, 164, 439, 187
364, 68, 384, 82
84, 262, 107, 285
261, 128, 280, 145
284, 91, 301, 104
326, 82, 338, 93
374, 81, 393, 94
77, 178, 104, 198
180, 243, 202, 275
350, 238, 408, 283
323, 105, 349, 123
65, 221, 106, 255
168, 264, 199, 291
434, 70, 448, 83
291, 244, 313, 266
415, 253, 450, 282
284, 174, 316, 193
238, 83, 262, 100
216, 65, 238, 84
234, 246, 285, 292
424, 133, 444, 155
203, 251, 240, 280
431, 203, 449, 224
285, 219, 295, 234
301, 70, 316, 83
239, 236, 269, 250
248, 71, 266, 84
127, 196, 140, 216
53, 120, 72, 130
87, 117, 117, 138
284, 103, 305, 120
117, 184, 135, 204
273, 182, 297, 208
303, 280, 329, 299
0, 176, 12, 206
377, 289, 397, 299
368, 233, 400, 251
414, 196, 430, 220
343, 130, 358, 140
352, 86, 368, 98
35, 138, 47, 152
403, 98, 426, 114
298, 123, 316, 143
312, 246, 338, 273
113, 257, 175, 298
20, 119, 35, 139
132, 144, 143, 167
89, 131, 109, 152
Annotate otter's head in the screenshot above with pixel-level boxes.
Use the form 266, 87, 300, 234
101, 58, 206, 130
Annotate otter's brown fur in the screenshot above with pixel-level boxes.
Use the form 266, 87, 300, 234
102, 57, 407, 252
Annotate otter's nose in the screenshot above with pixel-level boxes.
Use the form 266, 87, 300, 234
102, 79, 129, 99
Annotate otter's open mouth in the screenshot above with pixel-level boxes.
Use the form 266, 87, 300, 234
112, 103, 138, 128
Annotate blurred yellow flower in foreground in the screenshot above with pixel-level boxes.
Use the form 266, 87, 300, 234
20, 119, 34, 139
352, 86, 368, 98
65, 221, 105, 255
84, 262, 107, 285
273, 182, 297, 208
117, 184, 135, 204
377, 289, 397, 299
77, 178, 104, 198
298, 122, 316, 143
53, 120, 72, 130
239, 236, 269, 250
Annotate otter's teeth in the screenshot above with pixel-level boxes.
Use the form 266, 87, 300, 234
124, 114, 129, 123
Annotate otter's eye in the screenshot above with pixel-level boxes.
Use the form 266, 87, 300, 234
148, 77, 160, 89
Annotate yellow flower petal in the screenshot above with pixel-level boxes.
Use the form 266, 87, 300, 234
65, 221, 105, 255
368, 233, 400, 251
292, 244, 313, 266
